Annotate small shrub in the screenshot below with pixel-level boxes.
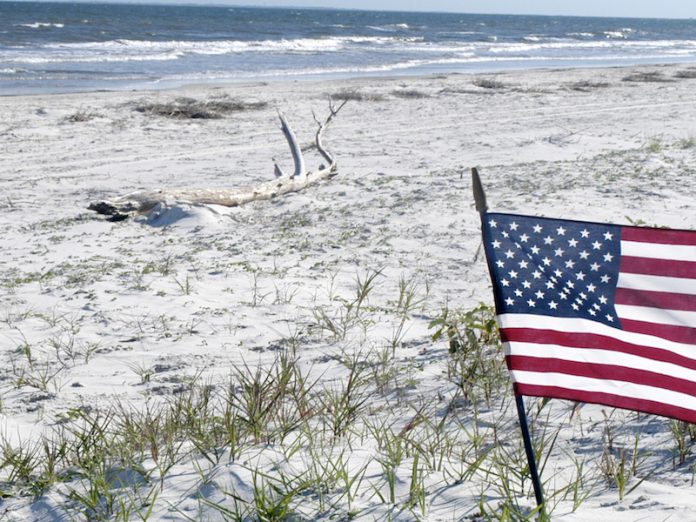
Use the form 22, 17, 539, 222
472, 78, 507, 90
429, 303, 506, 405
429, 302, 499, 355
205, 97, 267, 114
622, 72, 674, 83
331, 89, 384, 102
63, 110, 100, 123
390, 89, 430, 99
674, 69, 696, 79
133, 96, 267, 119
645, 137, 663, 153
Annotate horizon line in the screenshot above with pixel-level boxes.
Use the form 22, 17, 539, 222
8, 0, 696, 22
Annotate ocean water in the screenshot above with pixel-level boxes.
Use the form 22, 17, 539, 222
2, 1, 696, 94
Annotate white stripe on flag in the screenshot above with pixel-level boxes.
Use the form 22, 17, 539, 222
621, 240, 696, 262
498, 314, 694, 358
617, 272, 696, 295
509, 342, 696, 383
511, 370, 696, 412
615, 304, 696, 327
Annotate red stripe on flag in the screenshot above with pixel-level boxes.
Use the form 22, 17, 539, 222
501, 327, 696, 370
508, 356, 696, 398
514, 383, 696, 424
615, 288, 696, 312
620, 256, 696, 278
622, 226, 696, 246
620, 318, 696, 344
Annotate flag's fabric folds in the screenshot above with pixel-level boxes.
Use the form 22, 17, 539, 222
482, 213, 696, 422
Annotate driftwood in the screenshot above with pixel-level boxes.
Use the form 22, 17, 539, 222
89, 100, 347, 221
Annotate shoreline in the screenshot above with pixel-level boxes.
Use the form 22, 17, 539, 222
3, 58, 696, 98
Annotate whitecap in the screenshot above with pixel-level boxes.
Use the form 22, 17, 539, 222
367, 23, 410, 32
19, 22, 64, 29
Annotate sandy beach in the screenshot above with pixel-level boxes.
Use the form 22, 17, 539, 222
1, 64, 696, 520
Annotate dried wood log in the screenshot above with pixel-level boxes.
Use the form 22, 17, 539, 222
89, 100, 347, 221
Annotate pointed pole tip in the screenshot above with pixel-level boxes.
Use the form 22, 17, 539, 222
471, 167, 488, 215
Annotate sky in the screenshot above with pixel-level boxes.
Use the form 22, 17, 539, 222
153, 0, 696, 19
16, 0, 696, 19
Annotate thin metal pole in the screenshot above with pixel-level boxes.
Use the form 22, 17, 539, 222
515, 394, 545, 512
472, 167, 545, 516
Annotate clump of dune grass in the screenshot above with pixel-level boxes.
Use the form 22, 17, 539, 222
390, 89, 430, 99
622, 71, 674, 83
674, 68, 696, 79
438, 87, 495, 96
567, 80, 610, 92
472, 78, 507, 90
62, 110, 101, 123
331, 88, 385, 102
133, 96, 267, 119
644, 137, 664, 153
678, 136, 696, 149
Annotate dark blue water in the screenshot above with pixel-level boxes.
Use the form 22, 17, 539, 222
2, 1, 696, 94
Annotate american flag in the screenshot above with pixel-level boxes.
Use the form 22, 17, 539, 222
482, 213, 696, 423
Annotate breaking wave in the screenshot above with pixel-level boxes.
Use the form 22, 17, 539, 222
1, 36, 426, 64
3, 34, 696, 67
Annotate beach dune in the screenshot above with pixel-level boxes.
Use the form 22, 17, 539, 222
0, 65, 695, 520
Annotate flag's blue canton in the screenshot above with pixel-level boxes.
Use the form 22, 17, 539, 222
483, 213, 622, 328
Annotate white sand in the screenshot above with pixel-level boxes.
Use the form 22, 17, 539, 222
1, 64, 695, 520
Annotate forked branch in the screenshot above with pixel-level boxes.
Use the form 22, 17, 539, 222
313, 98, 348, 168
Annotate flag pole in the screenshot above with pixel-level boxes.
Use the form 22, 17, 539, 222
471, 167, 546, 515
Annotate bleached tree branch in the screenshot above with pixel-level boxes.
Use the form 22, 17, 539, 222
89, 101, 347, 222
